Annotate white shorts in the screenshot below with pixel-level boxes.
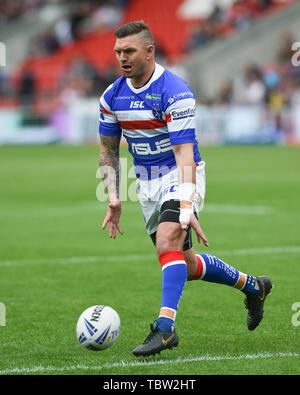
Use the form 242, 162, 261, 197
136, 161, 206, 235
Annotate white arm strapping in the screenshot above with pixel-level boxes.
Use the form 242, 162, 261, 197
178, 182, 196, 203
178, 183, 196, 226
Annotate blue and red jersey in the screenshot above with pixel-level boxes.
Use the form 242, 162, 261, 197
99, 63, 201, 179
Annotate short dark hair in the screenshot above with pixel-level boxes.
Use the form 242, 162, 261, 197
114, 20, 154, 46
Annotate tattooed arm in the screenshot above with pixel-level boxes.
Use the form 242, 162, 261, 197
99, 133, 123, 238
99, 134, 121, 200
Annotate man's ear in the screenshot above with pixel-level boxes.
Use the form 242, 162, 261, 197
146, 44, 155, 60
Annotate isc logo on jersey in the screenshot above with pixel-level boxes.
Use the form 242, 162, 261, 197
132, 138, 172, 155
130, 100, 145, 109
170, 107, 195, 121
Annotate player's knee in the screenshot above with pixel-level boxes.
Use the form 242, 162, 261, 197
155, 225, 184, 256
156, 236, 175, 256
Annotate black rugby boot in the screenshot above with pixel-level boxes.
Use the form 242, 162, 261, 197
244, 276, 273, 331
133, 323, 179, 357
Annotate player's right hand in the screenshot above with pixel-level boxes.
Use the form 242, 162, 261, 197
102, 200, 123, 239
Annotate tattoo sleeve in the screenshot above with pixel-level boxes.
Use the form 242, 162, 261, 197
99, 134, 121, 200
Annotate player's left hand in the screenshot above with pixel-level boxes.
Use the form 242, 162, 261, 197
189, 214, 208, 246
180, 209, 208, 246
102, 200, 123, 239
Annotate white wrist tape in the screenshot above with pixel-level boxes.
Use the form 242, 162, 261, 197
178, 183, 196, 203
179, 207, 193, 226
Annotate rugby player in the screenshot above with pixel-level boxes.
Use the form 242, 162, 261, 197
98, 21, 273, 357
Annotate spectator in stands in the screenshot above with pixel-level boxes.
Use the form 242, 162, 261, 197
242, 62, 267, 105
32, 0, 129, 54
69, 1, 93, 40
255, 0, 273, 11
165, 56, 189, 83
18, 68, 36, 109
0, 0, 48, 29
226, 0, 254, 30
89, 0, 123, 31
267, 87, 285, 113
215, 80, 234, 105
59, 53, 95, 97
0, 0, 23, 22
67, 0, 127, 40
276, 30, 295, 65
29, 30, 60, 55
208, 4, 226, 25
54, 17, 74, 48
263, 64, 280, 91
290, 80, 300, 109
0, 71, 12, 99
187, 20, 216, 51
58, 53, 117, 99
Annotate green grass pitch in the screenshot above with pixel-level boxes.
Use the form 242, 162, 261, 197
0, 144, 300, 375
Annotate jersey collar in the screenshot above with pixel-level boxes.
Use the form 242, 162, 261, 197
126, 63, 164, 94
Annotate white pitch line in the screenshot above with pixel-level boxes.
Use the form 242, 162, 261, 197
0, 352, 299, 375
219, 246, 300, 256
0, 254, 156, 267
1, 246, 300, 267
0, 202, 274, 217
204, 204, 274, 215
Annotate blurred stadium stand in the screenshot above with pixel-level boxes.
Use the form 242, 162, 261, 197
0, 0, 300, 145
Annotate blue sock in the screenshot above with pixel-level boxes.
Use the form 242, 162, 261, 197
154, 316, 174, 333
157, 251, 188, 332
241, 274, 260, 295
198, 254, 259, 295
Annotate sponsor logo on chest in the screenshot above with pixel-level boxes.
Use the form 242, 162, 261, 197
131, 138, 172, 155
